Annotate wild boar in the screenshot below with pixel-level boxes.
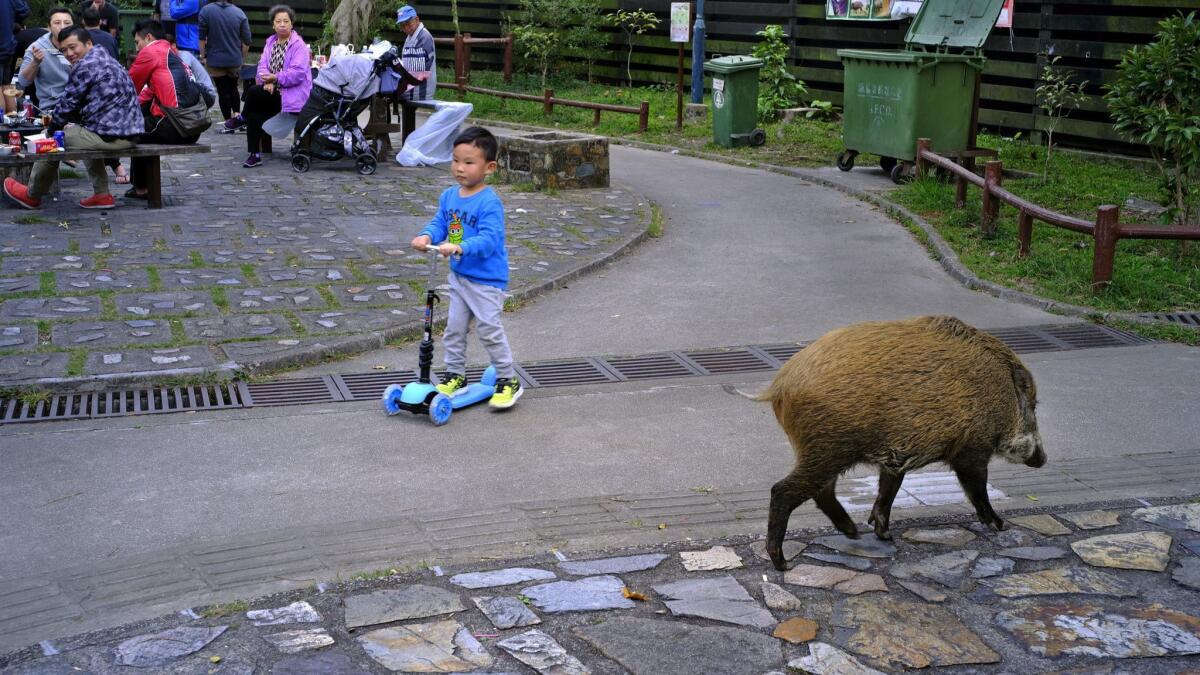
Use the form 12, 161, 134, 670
758, 315, 1046, 571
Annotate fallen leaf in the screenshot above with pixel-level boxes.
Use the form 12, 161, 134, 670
373, 365, 388, 370
622, 587, 646, 601
209, 655, 222, 664
658, 523, 667, 530
1026, 494, 1039, 501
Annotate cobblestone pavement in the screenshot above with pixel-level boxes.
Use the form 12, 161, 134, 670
2, 495, 1200, 673
0, 128, 647, 388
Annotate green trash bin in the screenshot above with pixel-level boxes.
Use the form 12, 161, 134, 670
704, 55, 766, 148
836, 0, 1005, 182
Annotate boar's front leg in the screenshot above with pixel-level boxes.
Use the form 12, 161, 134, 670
954, 459, 1005, 531
867, 469, 905, 540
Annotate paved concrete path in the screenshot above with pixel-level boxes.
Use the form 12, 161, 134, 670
2, 133, 1199, 666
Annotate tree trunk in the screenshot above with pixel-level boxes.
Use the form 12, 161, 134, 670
328, 0, 377, 46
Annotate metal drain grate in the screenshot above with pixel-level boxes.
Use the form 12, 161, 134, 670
1, 323, 1158, 425
244, 377, 342, 407
1143, 312, 1200, 327
0, 383, 246, 425
1041, 324, 1150, 350
604, 353, 700, 381
988, 327, 1063, 353
752, 343, 806, 366
682, 348, 774, 374
339, 371, 418, 401
515, 359, 617, 387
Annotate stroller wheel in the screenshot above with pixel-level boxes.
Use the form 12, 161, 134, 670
356, 154, 377, 176
291, 154, 311, 173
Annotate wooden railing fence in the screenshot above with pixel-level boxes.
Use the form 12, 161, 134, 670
434, 34, 515, 85
914, 138, 1200, 292
438, 80, 650, 133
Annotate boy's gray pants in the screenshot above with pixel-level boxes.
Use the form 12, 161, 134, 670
443, 271, 515, 380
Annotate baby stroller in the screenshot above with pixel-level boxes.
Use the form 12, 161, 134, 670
290, 48, 416, 176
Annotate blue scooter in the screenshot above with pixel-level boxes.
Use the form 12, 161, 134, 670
381, 246, 496, 425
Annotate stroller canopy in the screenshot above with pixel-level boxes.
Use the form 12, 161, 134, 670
313, 51, 403, 101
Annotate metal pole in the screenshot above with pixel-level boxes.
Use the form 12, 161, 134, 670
690, 0, 705, 103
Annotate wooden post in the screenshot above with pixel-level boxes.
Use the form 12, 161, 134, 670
980, 160, 1002, 238
503, 34, 514, 84
456, 75, 467, 101
462, 33, 472, 82
915, 138, 931, 180
544, 89, 554, 116
593, 108, 602, 127
1091, 205, 1119, 292
1017, 210, 1033, 258
955, 172, 968, 208
676, 41, 685, 130
638, 101, 649, 133
453, 34, 464, 82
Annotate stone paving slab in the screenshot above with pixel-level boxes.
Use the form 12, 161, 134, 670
0, 128, 648, 387
51, 320, 173, 349
4, 493, 1200, 673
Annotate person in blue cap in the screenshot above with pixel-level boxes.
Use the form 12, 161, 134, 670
395, 4, 435, 101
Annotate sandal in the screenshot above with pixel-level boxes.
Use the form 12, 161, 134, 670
124, 187, 148, 200
114, 165, 130, 185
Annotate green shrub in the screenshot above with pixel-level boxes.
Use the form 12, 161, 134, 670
751, 25, 806, 121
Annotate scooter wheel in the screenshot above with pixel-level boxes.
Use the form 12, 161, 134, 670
291, 154, 311, 173
356, 155, 377, 176
381, 383, 404, 415
429, 393, 452, 426
836, 151, 857, 172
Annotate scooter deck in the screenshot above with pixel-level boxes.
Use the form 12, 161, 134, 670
448, 382, 494, 409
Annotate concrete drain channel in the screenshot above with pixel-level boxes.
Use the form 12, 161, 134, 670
0, 323, 1153, 425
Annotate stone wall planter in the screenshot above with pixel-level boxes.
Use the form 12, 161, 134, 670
497, 132, 609, 190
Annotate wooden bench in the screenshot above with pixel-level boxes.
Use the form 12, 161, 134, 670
0, 143, 211, 209
364, 98, 437, 152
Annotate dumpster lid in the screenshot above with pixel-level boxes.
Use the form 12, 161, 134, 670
704, 55, 764, 74
905, 0, 1005, 51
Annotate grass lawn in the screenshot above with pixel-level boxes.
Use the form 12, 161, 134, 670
443, 71, 1199, 340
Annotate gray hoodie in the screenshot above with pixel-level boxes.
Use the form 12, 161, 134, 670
16, 32, 70, 112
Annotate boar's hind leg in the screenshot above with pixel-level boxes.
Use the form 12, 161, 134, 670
767, 471, 822, 572
815, 479, 859, 539
954, 460, 1004, 531
867, 470, 905, 540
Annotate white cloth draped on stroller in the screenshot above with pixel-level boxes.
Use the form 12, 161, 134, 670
395, 100, 474, 167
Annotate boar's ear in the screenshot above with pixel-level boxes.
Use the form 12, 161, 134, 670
1009, 362, 1035, 412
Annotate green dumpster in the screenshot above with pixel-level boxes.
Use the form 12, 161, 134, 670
704, 55, 766, 148
836, 0, 1005, 182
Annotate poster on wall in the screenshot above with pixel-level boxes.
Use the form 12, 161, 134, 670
827, 0, 898, 21
996, 0, 1014, 28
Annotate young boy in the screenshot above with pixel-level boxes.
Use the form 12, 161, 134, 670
410, 126, 521, 409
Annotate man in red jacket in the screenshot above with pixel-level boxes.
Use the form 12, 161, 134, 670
125, 18, 211, 199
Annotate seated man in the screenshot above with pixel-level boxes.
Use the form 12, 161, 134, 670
125, 19, 210, 200
4, 25, 141, 210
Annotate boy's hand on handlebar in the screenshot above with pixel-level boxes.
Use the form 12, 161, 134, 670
411, 235, 432, 251
433, 243, 462, 258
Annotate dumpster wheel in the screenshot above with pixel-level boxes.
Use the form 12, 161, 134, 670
879, 156, 897, 173
837, 151, 857, 172
890, 162, 914, 185
750, 129, 767, 147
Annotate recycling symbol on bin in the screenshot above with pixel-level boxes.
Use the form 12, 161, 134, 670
713, 90, 725, 109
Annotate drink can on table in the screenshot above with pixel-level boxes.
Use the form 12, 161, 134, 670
8, 131, 20, 146
53, 131, 64, 148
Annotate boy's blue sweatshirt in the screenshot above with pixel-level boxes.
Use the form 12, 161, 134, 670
419, 186, 509, 290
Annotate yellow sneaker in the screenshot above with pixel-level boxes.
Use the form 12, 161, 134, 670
488, 377, 523, 409
436, 373, 467, 396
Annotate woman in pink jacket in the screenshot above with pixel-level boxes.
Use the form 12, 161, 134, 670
226, 4, 311, 167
